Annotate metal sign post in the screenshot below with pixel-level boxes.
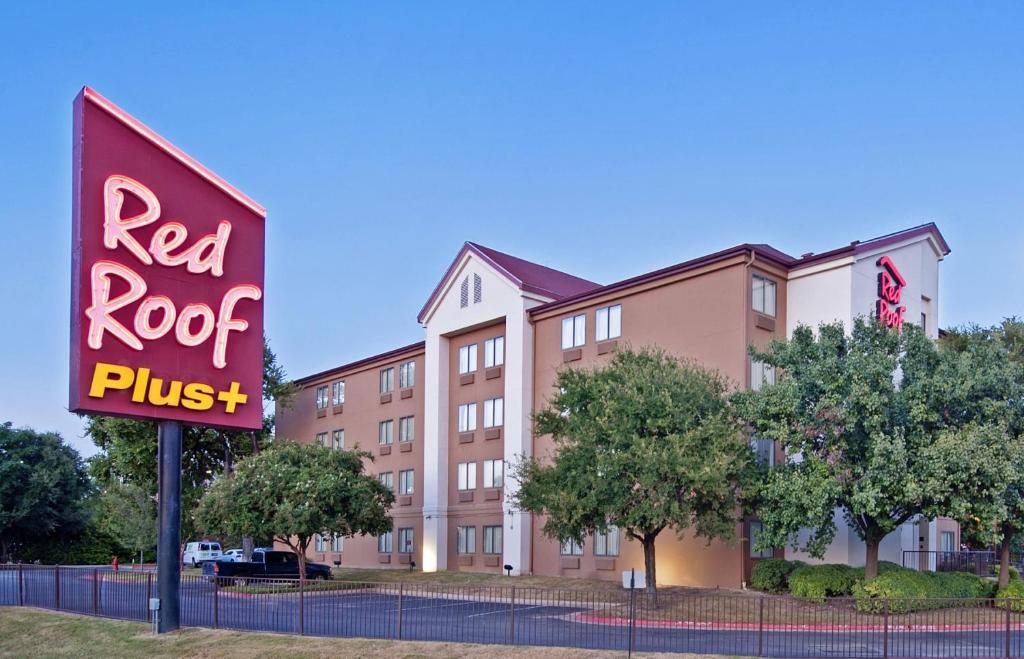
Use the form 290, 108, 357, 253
156, 421, 183, 632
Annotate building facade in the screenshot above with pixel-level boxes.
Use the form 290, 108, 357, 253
275, 223, 954, 587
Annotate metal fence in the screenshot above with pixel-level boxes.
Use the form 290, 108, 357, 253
3, 564, 1024, 657
903, 550, 1024, 576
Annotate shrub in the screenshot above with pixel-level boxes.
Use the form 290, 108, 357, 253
751, 559, 805, 593
988, 564, 1021, 581
996, 579, 1024, 612
853, 569, 993, 613
788, 564, 861, 602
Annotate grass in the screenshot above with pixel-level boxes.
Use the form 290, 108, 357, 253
0, 608, 723, 658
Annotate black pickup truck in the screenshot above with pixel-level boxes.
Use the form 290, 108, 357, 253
202, 549, 332, 583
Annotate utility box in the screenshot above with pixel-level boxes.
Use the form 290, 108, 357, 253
622, 570, 646, 589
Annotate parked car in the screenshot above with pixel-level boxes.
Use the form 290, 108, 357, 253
222, 549, 245, 562
202, 549, 332, 584
182, 541, 222, 567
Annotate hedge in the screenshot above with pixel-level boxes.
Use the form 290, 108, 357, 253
988, 564, 1021, 581
788, 564, 862, 602
996, 579, 1024, 612
751, 559, 805, 594
853, 569, 994, 613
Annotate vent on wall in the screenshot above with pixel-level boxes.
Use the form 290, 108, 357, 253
460, 277, 469, 308
473, 274, 482, 304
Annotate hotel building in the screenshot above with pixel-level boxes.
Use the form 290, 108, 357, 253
275, 223, 956, 587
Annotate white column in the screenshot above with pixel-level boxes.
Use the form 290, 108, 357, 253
502, 307, 533, 575
422, 330, 450, 572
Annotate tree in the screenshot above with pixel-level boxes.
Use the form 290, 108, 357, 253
195, 441, 394, 579
99, 482, 157, 565
733, 318, 1015, 579
937, 319, 1024, 587
0, 422, 93, 562
514, 348, 754, 601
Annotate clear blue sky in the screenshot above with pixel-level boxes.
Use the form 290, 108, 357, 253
2, 3, 1022, 458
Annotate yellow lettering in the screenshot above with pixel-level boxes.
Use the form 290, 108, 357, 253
131, 367, 150, 402
182, 382, 215, 411
89, 362, 135, 398
147, 377, 182, 407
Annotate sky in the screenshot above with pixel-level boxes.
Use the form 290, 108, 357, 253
1, 2, 1022, 459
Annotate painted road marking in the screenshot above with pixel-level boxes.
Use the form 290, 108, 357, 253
467, 604, 549, 618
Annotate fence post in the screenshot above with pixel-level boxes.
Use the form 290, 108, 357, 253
509, 586, 516, 645
1006, 600, 1011, 659
882, 598, 889, 659
396, 583, 403, 640
213, 576, 219, 629
146, 573, 153, 623
17, 565, 23, 607
627, 585, 636, 658
298, 577, 305, 636
54, 567, 60, 610
757, 597, 765, 657
93, 568, 99, 615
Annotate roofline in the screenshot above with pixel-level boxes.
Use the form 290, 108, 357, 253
79, 86, 267, 218
417, 242, 531, 324
529, 222, 950, 316
293, 340, 426, 386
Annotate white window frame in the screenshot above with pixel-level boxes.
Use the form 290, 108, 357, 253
377, 530, 392, 554
750, 436, 775, 468
332, 429, 344, 449
484, 336, 505, 368
378, 471, 393, 491
483, 459, 504, 489
457, 526, 476, 554
378, 419, 394, 445
398, 527, 414, 554
379, 367, 394, 393
399, 415, 415, 442
399, 469, 414, 495
399, 361, 415, 389
594, 526, 620, 557
483, 525, 503, 555
331, 534, 343, 552
457, 462, 477, 491
458, 344, 478, 374
458, 403, 477, 432
750, 360, 776, 391
483, 397, 504, 428
752, 274, 777, 317
315, 386, 328, 410
560, 538, 584, 556
595, 304, 622, 342
315, 432, 327, 447
331, 381, 345, 405
561, 314, 586, 349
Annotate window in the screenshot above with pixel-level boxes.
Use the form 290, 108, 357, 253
315, 385, 328, 410
560, 539, 584, 556
399, 469, 414, 495
378, 471, 393, 491
332, 429, 345, 449
398, 528, 414, 554
458, 403, 477, 432
483, 459, 503, 488
750, 436, 775, 468
457, 526, 476, 554
594, 526, 620, 556
457, 462, 477, 491
377, 530, 392, 554
314, 534, 327, 552
483, 526, 503, 555
749, 521, 773, 558
399, 361, 415, 389
483, 397, 504, 428
484, 336, 504, 368
379, 367, 394, 393
920, 312, 927, 332
315, 432, 327, 447
458, 344, 478, 374
561, 314, 586, 349
378, 419, 394, 445
331, 381, 345, 405
752, 275, 777, 316
399, 416, 415, 442
750, 360, 776, 391
595, 304, 622, 341
941, 531, 955, 553
331, 534, 343, 552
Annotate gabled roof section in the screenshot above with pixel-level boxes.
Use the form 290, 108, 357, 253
417, 242, 601, 323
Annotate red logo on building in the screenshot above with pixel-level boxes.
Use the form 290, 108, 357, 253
69, 87, 266, 430
876, 255, 906, 331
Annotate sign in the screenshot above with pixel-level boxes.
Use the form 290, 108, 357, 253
70, 87, 266, 430
876, 255, 906, 331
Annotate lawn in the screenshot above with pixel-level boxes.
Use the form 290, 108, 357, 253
0, 608, 721, 659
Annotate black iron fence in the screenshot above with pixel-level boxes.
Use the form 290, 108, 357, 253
4, 564, 1024, 657
903, 550, 1024, 576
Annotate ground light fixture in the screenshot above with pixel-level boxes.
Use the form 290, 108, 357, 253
409, 560, 416, 572
504, 564, 514, 576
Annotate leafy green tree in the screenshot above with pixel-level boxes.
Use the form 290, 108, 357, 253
0, 423, 93, 562
733, 318, 1016, 579
99, 482, 157, 565
937, 319, 1024, 587
514, 348, 754, 600
195, 441, 394, 579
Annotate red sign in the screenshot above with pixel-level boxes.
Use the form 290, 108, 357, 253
876, 255, 906, 331
70, 87, 266, 430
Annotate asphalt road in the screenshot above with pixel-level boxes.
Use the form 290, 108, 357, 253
1, 568, 1021, 657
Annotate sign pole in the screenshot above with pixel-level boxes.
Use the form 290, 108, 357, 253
156, 420, 182, 633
